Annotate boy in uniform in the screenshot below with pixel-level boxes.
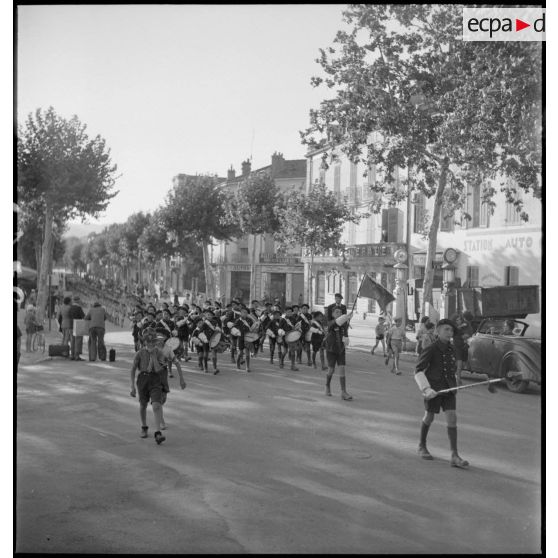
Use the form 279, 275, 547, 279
234, 306, 255, 372
324, 308, 353, 400
129, 328, 186, 444
414, 319, 469, 468
277, 306, 299, 371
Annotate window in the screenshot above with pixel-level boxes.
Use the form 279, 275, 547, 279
466, 266, 479, 287
382, 208, 404, 243
316, 271, 326, 304
505, 201, 522, 225
327, 274, 334, 294
413, 193, 426, 234
333, 163, 341, 201
504, 266, 519, 286
440, 206, 454, 232
466, 184, 490, 229
240, 247, 249, 257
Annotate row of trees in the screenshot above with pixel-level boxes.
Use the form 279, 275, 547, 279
60, 173, 360, 305
17, 6, 542, 320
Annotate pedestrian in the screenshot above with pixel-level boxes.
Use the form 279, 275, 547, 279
69, 295, 86, 360
24, 306, 39, 352
85, 300, 108, 361
451, 313, 473, 386
265, 309, 282, 365
414, 318, 469, 468
129, 328, 185, 444
370, 316, 387, 356
421, 321, 436, 351
27, 289, 37, 308
57, 296, 73, 347
385, 317, 406, 374
324, 307, 353, 400
415, 316, 430, 355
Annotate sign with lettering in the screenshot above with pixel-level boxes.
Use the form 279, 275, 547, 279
231, 265, 251, 272
463, 235, 536, 253
347, 243, 405, 259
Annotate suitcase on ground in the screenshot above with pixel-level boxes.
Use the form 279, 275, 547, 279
48, 344, 70, 358
109, 348, 116, 362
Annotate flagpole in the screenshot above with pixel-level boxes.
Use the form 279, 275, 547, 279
350, 272, 367, 314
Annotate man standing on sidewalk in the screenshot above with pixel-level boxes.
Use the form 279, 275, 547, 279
57, 296, 73, 347
69, 296, 85, 361
85, 300, 107, 361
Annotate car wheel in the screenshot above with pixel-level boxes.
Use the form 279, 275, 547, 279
502, 357, 529, 394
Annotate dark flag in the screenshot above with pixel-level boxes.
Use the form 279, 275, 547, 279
358, 273, 395, 310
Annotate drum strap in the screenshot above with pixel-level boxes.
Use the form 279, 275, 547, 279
240, 319, 250, 329
205, 319, 216, 331
159, 320, 172, 333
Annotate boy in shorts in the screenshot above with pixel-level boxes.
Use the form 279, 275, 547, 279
324, 307, 354, 401
414, 319, 469, 468
129, 328, 186, 444
370, 316, 387, 356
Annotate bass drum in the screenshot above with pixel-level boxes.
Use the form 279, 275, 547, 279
165, 337, 180, 351
209, 331, 222, 349
285, 330, 301, 344
244, 332, 260, 343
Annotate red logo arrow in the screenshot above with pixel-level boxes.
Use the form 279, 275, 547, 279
516, 18, 530, 31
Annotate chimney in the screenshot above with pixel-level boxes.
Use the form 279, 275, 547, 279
271, 152, 284, 175
241, 159, 251, 176
227, 165, 236, 181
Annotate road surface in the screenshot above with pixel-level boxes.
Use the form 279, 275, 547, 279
16, 319, 541, 553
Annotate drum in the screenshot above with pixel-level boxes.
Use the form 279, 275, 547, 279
198, 332, 209, 344
244, 332, 260, 343
227, 321, 234, 329
304, 330, 313, 342
165, 337, 180, 352
285, 330, 301, 344
265, 328, 275, 338
209, 331, 222, 348
230, 327, 241, 337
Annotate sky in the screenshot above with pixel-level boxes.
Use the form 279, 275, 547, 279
16, 4, 350, 226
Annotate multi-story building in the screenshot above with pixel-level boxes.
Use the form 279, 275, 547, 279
304, 145, 542, 327
209, 152, 306, 305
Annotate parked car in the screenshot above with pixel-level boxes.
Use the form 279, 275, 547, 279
465, 318, 541, 393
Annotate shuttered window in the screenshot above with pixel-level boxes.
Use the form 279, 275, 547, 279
505, 266, 519, 286
466, 266, 479, 287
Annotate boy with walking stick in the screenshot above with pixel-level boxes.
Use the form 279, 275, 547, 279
414, 319, 469, 468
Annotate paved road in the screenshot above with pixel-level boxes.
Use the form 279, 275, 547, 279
16, 321, 541, 553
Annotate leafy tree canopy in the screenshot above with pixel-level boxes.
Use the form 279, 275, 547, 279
302, 4, 542, 216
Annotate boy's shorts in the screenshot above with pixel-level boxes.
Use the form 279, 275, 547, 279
424, 392, 456, 413
326, 350, 346, 367
375, 334, 384, 340
136, 372, 164, 405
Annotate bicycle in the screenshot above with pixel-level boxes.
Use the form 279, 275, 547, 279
32, 325, 46, 353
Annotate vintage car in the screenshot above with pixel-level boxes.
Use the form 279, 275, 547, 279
465, 318, 541, 393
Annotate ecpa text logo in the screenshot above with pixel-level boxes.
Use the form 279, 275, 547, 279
463, 8, 545, 41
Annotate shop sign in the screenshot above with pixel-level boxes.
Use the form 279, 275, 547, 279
231, 265, 251, 272
412, 253, 443, 266
463, 235, 535, 252
347, 243, 404, 259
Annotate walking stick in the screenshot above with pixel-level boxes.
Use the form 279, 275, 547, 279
435, 372, 523, 395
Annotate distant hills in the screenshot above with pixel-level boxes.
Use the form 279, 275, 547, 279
63, 222, 111, 239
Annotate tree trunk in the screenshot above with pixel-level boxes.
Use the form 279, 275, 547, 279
36, 202, 55, 323
250, 234, 258, 302
201, 242, 214, 300
34, 244, 41, 274
309, 251, 314, 311
421, 159, 449, 318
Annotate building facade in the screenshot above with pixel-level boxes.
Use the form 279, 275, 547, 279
209, 152, 307, 305
305, 145, 542, 326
